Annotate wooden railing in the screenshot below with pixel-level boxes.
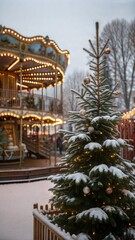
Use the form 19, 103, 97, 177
33, 203, 76, 240
22, 135, 51, 159
0, 88, 63, 114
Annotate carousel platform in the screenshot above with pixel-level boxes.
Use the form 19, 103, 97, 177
0, 154, 63, 184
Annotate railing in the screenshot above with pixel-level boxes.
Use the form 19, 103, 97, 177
22, 135, 51, 159
33, 203, 76, 240
0, 89, 63, 114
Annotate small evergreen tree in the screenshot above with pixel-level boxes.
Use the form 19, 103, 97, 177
0, 127, 9, 160
49, 22, 135, 240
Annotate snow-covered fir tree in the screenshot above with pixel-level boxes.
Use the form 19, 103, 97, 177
48, 22, 135, 240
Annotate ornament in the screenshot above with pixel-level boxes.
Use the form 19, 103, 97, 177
83, 77, 90, 85
88, 126, 94, 133
83, 186, 90, 195
106, 187, 113, 194
104, 47, 111, 54
80, 109, 86, 116
114, 91, 121, 97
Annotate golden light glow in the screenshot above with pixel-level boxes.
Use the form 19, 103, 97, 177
8, 59, 19, 70
0, 112, 20, 118
122, 108, 135, 119
2, 26, 70, 56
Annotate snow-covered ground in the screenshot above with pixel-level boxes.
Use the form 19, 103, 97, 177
0, 180, 53, 240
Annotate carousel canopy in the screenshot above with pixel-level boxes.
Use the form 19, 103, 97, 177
122, 108, 135, 120
0, 25, 70, 90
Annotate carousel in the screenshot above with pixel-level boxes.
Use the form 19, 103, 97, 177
121, 108, 135, 160
0, 25, 69, 163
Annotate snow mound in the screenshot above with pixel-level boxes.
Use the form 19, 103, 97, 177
65, 172, 90, 184
84, 142, 102, 151
76, 208, 108, 222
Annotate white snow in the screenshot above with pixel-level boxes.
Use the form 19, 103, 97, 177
117, 138, 126, 146
48, 174, 65, 181
84, 142, 102, 150
122, 189, 135, 200
109, 166, 128, 179
90, 164, 109, 175
0, 180, 53, 240
90, 164, 128, 179
103, 139, 120, 148
126, 227, 135, 238
91, 115, 118, 123
103, 206, 128, 218
68, 134, 90, 143
103, 206, 116, 213
76, 233, 92, 240
103, 233, 117, 240
76, 207, 108, 222
66, 172, 90, 184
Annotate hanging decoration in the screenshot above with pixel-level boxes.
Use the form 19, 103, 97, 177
83, 77, 91, 85
83, 186, 90, 195
80, 109, 86, 116
106, 186, 113, 194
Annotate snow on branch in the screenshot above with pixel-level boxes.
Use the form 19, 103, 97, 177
89, 164, 128, 179
103, 206, 128, 220
84, 142, 102, 151
76, 207, 108, 222
68, 134, 91, 143
65, 172, 90, 184
122, 189, 135, 200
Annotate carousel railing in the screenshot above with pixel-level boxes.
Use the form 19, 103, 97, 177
0, 89, 62, 114
22, 135, 51, 159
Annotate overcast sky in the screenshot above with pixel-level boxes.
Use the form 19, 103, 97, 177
0, 0, 135, 77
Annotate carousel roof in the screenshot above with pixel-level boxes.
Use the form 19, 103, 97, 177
122, 108, 135, 120
0, 25, 70, 90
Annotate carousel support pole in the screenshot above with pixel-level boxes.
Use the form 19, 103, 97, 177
41, 83, 44, 140
19, 58, 23, 166
54, 65, 58, 166
60, 79, 64, 124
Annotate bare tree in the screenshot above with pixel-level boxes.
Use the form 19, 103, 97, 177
63, 71, 88, 116
101, 19, 135, 111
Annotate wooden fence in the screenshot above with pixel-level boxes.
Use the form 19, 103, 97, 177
33, 203, 77, 240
